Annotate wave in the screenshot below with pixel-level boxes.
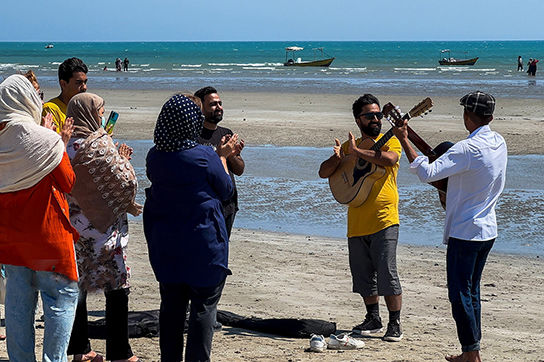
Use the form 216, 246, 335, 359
209, 62, 281, 67
242, 67, 276, 70
394, 67, 436, 71
438, 67, 496, 72
330, 67, 367, 72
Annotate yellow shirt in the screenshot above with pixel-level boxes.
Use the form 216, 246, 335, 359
42, 97, 67, 134
342, 134, 402, 237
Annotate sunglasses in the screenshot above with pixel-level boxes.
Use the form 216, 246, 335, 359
358, 111, 384, 121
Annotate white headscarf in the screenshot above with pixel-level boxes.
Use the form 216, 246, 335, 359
0, 74, 65, 193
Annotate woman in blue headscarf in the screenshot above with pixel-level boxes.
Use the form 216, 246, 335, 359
143, 94, 237, 362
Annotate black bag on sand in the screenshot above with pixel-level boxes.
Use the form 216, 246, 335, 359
88, 309, 336, 339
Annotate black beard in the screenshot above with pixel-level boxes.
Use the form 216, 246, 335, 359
207, 113, 223, 124
361, 122, 381, 137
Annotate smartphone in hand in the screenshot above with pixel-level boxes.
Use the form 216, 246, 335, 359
105, 111, 119, 134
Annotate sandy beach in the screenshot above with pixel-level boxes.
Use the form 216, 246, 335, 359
1, 89, 543, 361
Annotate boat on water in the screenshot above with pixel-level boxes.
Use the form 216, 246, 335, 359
438, 49, 478, 65
283, 46, 335, 67
45, 44, 54, 49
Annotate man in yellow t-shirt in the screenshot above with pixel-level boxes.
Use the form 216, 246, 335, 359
319, 94, 403, 342
42, 57, 88, 133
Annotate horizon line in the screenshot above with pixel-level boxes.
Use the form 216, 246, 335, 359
1, 39, 544, 43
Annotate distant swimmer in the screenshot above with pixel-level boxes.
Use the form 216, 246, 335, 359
528, 58, 539, 76
123, 58, 129, 71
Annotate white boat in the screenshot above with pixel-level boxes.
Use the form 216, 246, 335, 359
45, 44, 54, 49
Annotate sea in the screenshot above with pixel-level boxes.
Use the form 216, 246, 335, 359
0, 41, 543, 97
1, 41, 543, 256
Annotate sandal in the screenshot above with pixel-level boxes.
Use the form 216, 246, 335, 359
72, 351, 104, 362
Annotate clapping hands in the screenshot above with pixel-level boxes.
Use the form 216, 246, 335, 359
217, 133, 242, 159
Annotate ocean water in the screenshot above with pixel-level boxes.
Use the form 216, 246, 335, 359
0, 41, 543, 97
126, 141, 544, 257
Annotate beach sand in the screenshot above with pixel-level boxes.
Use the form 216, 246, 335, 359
1, 89, 543, 361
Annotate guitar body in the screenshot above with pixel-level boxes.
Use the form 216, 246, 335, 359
327, 97, 434, 208
328, 138, 386, 207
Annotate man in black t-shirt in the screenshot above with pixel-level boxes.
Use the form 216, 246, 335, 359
195, 86, 245, 238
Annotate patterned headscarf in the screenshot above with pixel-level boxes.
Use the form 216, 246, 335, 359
66, 93, 105, 139
153, 94, 204, 152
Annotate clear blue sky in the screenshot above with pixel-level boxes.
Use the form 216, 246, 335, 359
1, 0, 543, 42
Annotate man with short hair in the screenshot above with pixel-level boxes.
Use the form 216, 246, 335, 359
195, 86, 245, 238
42, 57, 88, 133
393, 91, 507, 362
319, 94, 404, 342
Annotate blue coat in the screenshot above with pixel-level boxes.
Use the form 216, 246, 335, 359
143, 145, 233, 287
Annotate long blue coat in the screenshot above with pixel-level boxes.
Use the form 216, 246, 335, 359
143, 145, 233, 287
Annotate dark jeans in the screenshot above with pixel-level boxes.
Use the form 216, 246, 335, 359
67, 288, 133, 360
447, 237, 494, 352
159, 278, 226, 362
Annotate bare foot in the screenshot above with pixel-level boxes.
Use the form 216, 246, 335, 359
0, 334, 6, 341
445, 351, 481, 362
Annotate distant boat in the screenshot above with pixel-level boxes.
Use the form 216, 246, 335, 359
45, 44, 54, 49
283, 46, 335, 67
438, 49, 478, 66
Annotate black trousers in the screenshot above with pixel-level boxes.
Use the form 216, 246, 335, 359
224, 211, 236, 238
159, 278, 226, 362
67, 288, 133, 360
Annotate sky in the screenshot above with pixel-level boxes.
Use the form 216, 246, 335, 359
1, 0, 543, 42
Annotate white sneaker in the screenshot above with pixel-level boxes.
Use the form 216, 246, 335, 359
327, 333, 365, 350
309, 334, 327, 352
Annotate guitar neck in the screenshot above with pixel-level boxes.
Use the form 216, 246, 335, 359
370, 113, 409, 151
406, 126, 436, 157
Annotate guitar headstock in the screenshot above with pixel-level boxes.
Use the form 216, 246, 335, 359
382, 102, 403, 126
382, 97, 433, 127
408, 97, 433, 118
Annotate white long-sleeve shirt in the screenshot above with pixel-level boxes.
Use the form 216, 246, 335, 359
410, 125, 507, 244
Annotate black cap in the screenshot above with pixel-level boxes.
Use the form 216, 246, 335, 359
460, 91, 495, 116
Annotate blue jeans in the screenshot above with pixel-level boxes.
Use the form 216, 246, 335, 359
446, 237, 494, 352
159, 278, 226, 362
4, 265, 79, 362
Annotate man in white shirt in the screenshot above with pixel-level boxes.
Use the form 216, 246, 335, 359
393, 91, 507, 362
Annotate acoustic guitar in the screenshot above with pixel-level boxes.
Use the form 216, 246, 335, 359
328, 98, 433, 207
384, 104, 453, 209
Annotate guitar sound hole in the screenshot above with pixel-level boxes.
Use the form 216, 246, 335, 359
352, 160, 371, 186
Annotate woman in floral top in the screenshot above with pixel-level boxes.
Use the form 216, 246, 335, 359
65, 93, 140, 362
